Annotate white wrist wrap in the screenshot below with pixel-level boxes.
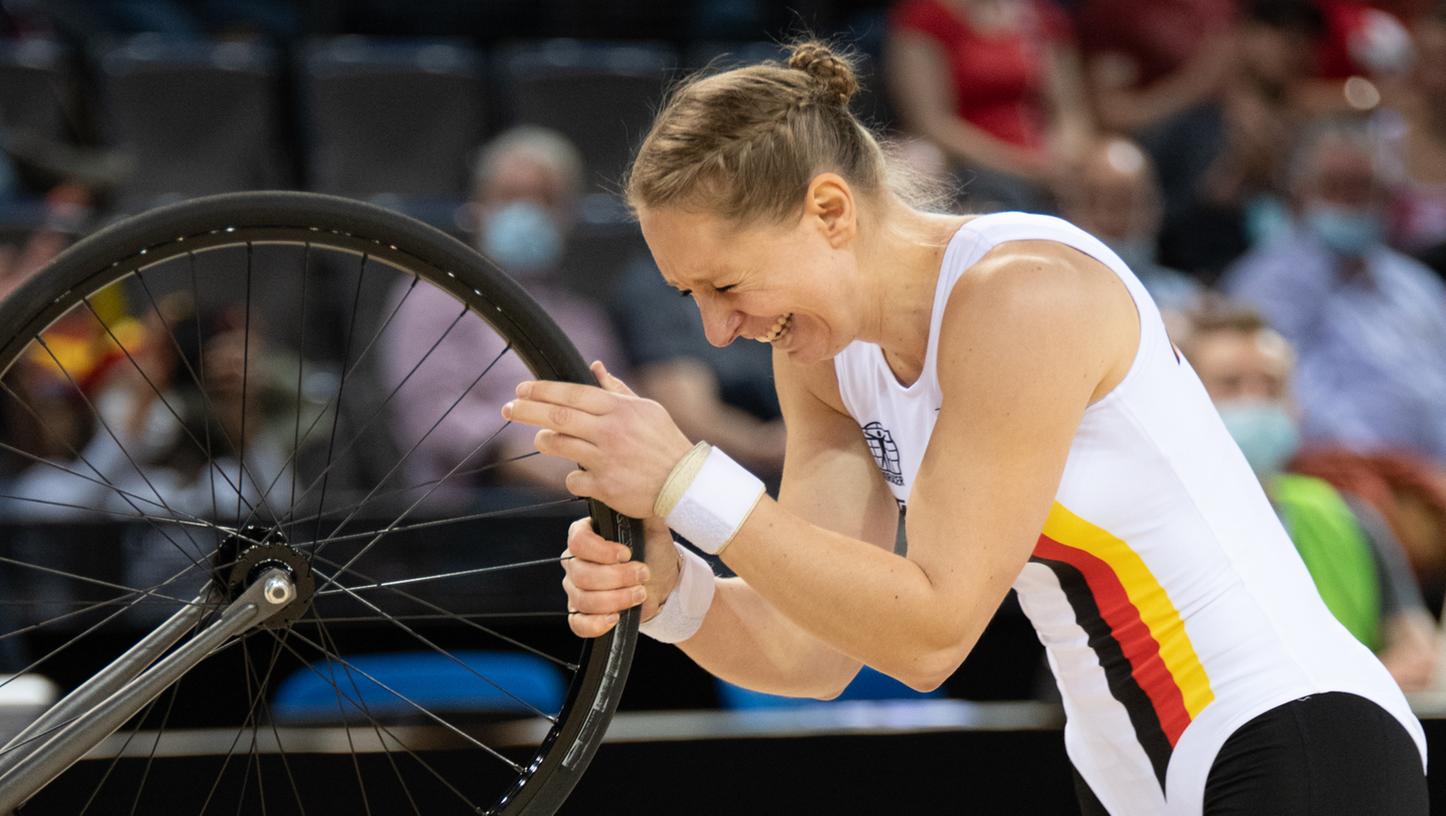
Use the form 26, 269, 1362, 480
662, 445, 765, 555
638, 541, 715, 643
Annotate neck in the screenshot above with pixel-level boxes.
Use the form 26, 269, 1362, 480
854, 199, 968, 379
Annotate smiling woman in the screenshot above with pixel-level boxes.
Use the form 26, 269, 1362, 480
501, 39, 1429, 816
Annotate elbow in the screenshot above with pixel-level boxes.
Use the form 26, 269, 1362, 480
885, 645, 969, 694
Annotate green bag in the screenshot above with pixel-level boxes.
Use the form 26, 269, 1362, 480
1271, 473, 1381, 651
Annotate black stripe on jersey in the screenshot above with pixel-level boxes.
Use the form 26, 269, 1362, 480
1030, 554, 1173, 790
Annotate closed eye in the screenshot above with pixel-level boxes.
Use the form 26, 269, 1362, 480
716, 284, 737, 293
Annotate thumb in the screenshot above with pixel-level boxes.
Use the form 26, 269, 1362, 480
592, 360, 636, 397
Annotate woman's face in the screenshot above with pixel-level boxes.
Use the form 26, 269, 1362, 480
637, 202, 860, 366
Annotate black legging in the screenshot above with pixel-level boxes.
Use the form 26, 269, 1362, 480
1074, 692, 1427, 815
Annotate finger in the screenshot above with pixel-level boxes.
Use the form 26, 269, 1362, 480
503, 398, 604, 439
571, 584, 648, 615
534, 428, 599, 465
569, 558, 650, 592
513, 380, 618, 415
591, 360, 637, 397
564, 469, 598, 501
567, 516, 632, 563
569, 612, 620, 638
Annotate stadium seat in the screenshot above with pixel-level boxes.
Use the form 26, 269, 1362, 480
96, 36, 285, 207
299, 36, 487, 200
684, 40, 790, 72
271, 650, 566, 722
496, 40, 677, 192
716, 665, 943, 710
0, 38, 73, 140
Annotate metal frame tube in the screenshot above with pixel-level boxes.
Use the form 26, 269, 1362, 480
0, 570, 292, 813
0, 587, 219, 778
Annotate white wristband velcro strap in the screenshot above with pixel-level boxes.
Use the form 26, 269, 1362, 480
663, 445, 765, 555
638, 541, 715, 643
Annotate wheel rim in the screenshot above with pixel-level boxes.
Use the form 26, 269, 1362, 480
0, 191, 641, 815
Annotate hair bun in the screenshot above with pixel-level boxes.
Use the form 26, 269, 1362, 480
787, 41, 859, 109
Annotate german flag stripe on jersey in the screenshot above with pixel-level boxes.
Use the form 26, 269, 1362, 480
1029, 502, 1214, 789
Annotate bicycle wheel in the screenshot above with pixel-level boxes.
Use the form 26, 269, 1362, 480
0, 191, 643, 814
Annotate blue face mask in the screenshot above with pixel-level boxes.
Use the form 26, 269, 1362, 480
1303, 204, 1383, 258
1217, 400, 1301, 477
481, 201, 563, 276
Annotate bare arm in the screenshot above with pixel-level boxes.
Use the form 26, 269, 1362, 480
885, 32, 1050, 181
1087, 36, 1231, 133
674, 351, 900, 698
518, 247, 1135, 692
713, 245, 1135, 690
1042, 40, 1094, 168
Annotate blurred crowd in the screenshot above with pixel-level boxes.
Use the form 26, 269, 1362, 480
0, 0, 1444, 697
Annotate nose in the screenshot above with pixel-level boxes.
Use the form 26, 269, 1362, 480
696, 296, 742, 348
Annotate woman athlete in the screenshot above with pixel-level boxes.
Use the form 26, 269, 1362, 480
500, 42, 1428, 814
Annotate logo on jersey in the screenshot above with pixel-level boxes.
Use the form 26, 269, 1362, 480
861, 421, 904, 486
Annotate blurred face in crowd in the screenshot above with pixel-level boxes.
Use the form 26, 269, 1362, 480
1239, 20, 1319, 92
1189, 325, 1301, 476
1064, 140, 1162, 267
1413, 14, 1446, 97
1295, 136, 1388, 257
472, 148, 576, 277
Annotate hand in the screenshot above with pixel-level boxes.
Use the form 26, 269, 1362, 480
502, 361, 694, 518
562, 516, 681, 637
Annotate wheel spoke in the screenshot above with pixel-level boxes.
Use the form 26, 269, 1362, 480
79, 295, 273, 527
310, 567, 559, 722
128, 678, 183, 816
234, 272, 424, 539
32, 335, 211, 562
313, 613, 419, 816
265, 632, 483, 812
284, 628, 524, 773
267, 302, 468, 538
304, 496, 583, 551
79, 692, 163, 814
279, 449, 545, 532
308, 253, 370, 558
309, 557, 576, 671
315, 555, 572, 597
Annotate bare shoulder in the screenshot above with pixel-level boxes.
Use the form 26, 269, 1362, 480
939, 240, 1140, 403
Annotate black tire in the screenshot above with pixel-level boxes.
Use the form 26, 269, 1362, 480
0, 191, 643, 815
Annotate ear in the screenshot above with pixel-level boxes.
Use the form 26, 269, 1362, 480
803, 173, 856, 248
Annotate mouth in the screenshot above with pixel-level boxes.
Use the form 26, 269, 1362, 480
755, 313, 793, 344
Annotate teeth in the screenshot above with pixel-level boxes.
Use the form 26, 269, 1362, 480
757, 313, 793, 344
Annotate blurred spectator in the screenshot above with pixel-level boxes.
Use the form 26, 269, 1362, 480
1183, 303, 1438, 691
1, 293, 294, 521
1223, 116, 1446, 463
382, 127, 628, 501
1058, 137, 1202, 316
1153, 0, 1326, 282
1380, 2, 1446, 268
885, 0, 1092, 212
1074, 0, 1235, 134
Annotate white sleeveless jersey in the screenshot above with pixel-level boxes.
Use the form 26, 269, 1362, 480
832, 213, 1425, 815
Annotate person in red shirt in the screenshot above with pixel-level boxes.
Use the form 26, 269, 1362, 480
885, 0, 1092, 212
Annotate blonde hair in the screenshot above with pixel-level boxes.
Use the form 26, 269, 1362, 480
625, 40, 944, 223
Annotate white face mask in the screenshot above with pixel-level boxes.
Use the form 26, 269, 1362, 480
479, 201, 563, 277
1302, 204, 1384, 258
1216, 399, 1301, 477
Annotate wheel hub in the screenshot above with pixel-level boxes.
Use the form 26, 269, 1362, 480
215, 525, 315, 629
